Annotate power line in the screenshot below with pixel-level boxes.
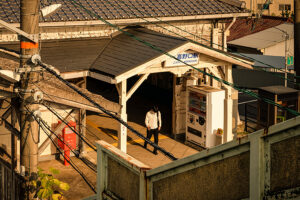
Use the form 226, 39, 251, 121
31, 80, 110, 142
41, 101, 97, 151
37, 61, 178, 161
65, 0, 300, 117
38, 115, 97, 173
104, 0, 297, 85
27, 106, 97, 193
16, 91, 97, 172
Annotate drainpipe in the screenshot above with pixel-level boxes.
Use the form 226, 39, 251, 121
223, 17, 236, 51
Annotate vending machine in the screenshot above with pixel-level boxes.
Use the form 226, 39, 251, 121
186, 85, 225, 148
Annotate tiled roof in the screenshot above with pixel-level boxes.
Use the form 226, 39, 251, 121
0, 50, 120, 113
91, 27, 188, 77
0, 0, 247, 23
227, 16, 291, 42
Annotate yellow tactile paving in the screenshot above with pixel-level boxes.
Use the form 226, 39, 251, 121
86, 119, 169, 151
86, 119, 118, 140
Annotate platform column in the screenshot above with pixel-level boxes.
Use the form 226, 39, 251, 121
118, 80, 127, 153
224, 64, 233, 143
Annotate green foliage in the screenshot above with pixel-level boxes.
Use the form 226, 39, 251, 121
30, 167, 70, 200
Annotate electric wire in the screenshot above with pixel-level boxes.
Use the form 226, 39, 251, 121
31, 80, 109, 143
37, 116, 97, 173
41, 101, 97, 152
104, 0, 297, 85
63, 1, 300, 117
26, 106, 97, 193
37, 61, 178, 161
17, 90, 97, 173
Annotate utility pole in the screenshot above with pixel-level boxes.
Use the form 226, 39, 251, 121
20, 0, 40, 198
284, 32, 289, 87
295, 0, 300, 88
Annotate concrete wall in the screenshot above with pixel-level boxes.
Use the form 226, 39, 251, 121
107, 157, 140, 200
270, 135, 300, 193
86, 116, 300, 200
152, 152, 249, 200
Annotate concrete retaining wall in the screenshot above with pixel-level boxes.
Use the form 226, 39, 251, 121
85, 116, 300, 200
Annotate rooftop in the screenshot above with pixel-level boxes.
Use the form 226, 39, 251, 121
0, 0, 248, 23
227, 16, 293, 49
0, 50, 120, 113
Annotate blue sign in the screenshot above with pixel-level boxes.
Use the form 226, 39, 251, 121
166, 52, 199, 67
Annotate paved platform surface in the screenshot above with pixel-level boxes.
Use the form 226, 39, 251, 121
39, 113, 198, 200
85, 113, 198, 168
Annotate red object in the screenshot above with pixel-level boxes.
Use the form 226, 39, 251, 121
57, 121, 77, 166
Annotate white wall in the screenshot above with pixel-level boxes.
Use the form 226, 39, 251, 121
262, 38, 294, 57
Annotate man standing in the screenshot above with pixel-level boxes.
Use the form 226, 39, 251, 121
144, 105, 161, 155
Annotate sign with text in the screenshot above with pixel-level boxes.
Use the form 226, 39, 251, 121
165, 52, 199, 67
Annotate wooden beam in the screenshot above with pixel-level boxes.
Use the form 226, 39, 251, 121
38, 109, 74, 156
2, 106, 12, 120
0, 19, 38, 42
60, 71, 89, 80
35, 12, 251, 27
115, 84, 121, 96
2, 118, 20, 138
43, 95, 103, 113
126, 74, 149, 101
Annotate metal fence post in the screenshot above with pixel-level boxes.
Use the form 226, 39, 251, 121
244, 104, 248, 132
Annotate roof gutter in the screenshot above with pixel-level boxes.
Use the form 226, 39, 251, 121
5, 13, 251, 28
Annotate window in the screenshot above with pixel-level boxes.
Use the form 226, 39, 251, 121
257, 3, 269, 10
279, 4, 291, 11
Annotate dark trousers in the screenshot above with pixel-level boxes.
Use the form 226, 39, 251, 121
144, 128, 159, 153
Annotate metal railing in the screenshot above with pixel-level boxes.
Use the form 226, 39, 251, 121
239, 99, 259, 132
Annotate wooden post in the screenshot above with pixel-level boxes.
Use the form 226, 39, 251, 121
19, 0, 40, 198
11, 98, 18, 200
212, 26, 219, 49
224, 64, 233, 143
118, 80, 127, 153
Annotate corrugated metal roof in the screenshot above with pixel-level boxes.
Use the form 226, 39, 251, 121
259, 85, 298, 95
234, 53, 293, 70
0, 0, 247, 23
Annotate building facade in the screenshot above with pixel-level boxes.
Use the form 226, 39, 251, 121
244, 0, 294, 17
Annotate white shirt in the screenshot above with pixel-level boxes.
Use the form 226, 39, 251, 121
145, 110, 162, 130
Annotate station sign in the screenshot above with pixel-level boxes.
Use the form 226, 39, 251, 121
165, 52, 199, 67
